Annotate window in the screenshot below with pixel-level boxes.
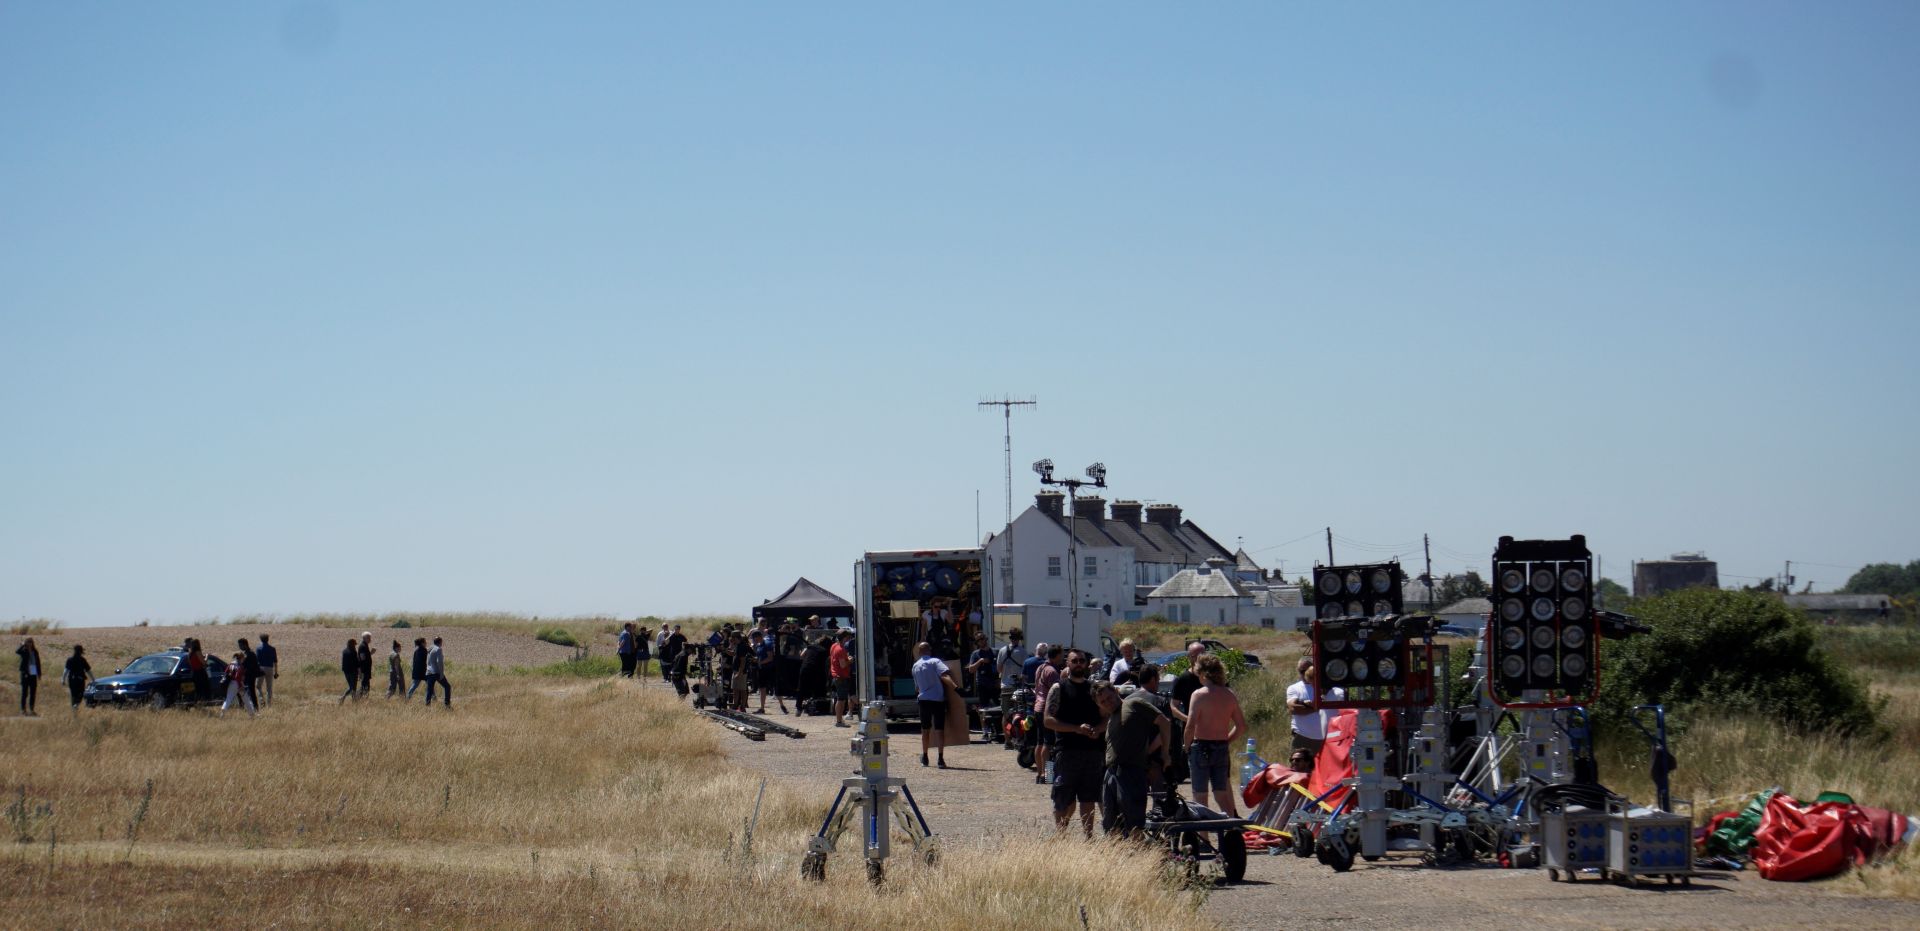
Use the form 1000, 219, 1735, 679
1047, 556, 1061, 577
1217, 608, 1226, 624
1084, 555, 1098, 577
1261, 617, 1276, 630
1048, 600, 1062, 607
1178, 604, 1192, 623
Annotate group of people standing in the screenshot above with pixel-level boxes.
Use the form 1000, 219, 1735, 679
14, 637, 93, 715
641, 617, 856, 721
338, 632, 452, 706
984, 633, 1250, 840
210, 635, 276, 717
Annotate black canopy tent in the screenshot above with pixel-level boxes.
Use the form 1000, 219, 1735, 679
755, 578, 855, 704
752, 577, 855, 625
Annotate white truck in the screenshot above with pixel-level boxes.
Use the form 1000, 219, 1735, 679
853, 547, 998, 720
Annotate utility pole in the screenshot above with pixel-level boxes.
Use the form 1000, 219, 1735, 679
1326, 527, 1335, 565
980, 396, 1037, 601
1423, 533, 1435, 609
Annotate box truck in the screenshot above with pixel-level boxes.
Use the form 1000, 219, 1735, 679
854, 548, 997, 720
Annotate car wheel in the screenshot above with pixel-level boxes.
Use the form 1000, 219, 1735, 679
149, 692, 171, 710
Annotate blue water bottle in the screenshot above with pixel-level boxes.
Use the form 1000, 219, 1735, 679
1240, 737, 1266, 788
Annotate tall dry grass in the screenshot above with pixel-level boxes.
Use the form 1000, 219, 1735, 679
0, 663, 1215, 929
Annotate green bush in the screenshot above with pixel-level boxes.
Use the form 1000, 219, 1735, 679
535, 627, 580, 648
1595, 588, 1883, 738
1110, 620, 1265, 653
1162, 647, 1251, 683
390, 618, 412, 629
529, 655, 620, 678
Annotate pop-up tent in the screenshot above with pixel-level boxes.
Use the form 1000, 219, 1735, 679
754, 578, 855, 701
752, 577, 855, 625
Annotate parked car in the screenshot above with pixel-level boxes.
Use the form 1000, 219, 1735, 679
84, 650, 230, 709
1194, 639, 1262, 669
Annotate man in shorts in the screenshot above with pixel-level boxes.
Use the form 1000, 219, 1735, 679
1184, 654, 1248, 817
829, 629, 855, 726
911, 642, 957, 768
1044, 648, 1107, 837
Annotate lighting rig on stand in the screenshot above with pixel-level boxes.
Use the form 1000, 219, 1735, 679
1287, 536, 1671, 883
1031, 458, 1107, 649
1291, 560, 1500, 870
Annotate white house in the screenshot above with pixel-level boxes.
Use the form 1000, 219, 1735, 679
1436, 598, 1493, 634
1145, 556, 1317, 630
982, 493, 1237, 624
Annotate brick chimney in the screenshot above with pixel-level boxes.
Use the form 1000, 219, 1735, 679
1110, 500, 1143, 526
1035, 491, 1065, 519
1072, 495, 1106, 522
1146, 503, 1182, 529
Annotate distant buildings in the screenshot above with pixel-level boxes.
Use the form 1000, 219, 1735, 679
1143, 556, 1314, 630
1783, 593, 1894, 623
1633, 553, 1720, 598
982, 493, 1310, 628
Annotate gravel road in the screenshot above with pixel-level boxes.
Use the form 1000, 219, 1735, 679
693, 681, 1920, 931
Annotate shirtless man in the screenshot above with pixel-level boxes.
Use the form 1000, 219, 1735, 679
1182, 653, 1248, 817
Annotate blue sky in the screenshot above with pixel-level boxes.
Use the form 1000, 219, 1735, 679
3, 2, 1916, 625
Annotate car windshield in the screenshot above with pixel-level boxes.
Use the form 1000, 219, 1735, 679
122, 655, 178, 676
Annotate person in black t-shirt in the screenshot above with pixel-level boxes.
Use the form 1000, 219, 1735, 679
338, 639, 360, 704
1044, 649, 1109, 837
1169, 641, 1206, 724
63, 645, 93, 711
355, 633, 374, 698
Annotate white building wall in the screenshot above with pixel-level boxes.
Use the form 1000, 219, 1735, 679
984, 509, 1133, 624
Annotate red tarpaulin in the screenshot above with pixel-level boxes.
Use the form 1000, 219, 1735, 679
1303, 709, 1359, 810
1753, 792, 1912, 882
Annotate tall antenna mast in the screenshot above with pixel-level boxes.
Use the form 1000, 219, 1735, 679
979, 395, 1037, 601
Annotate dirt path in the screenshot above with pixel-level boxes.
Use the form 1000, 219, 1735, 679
691, 680, 1920, 930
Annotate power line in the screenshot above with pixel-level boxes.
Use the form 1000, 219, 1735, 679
1248, 529, 1326, 555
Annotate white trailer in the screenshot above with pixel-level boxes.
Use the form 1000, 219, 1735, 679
854, 548, 997, 720
990, 603, 1116, 665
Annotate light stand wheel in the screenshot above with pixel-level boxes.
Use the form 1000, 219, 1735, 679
866, 859, 885, 886
800, 851, 826, 882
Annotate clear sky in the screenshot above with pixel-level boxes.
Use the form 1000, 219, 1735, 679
4, 2, 1916, 625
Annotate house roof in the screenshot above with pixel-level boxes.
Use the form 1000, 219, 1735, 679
1147, 566, 1245, 600
1051, 513, 1235, 566
1255, 586, 1304, 609
1402, 578, 1441, 607
1437, 597, 1493, 616
1234, 548, 1263, 572
1783, 593, 1892, 611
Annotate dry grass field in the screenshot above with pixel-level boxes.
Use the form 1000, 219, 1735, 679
1, 628, 1212, 930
